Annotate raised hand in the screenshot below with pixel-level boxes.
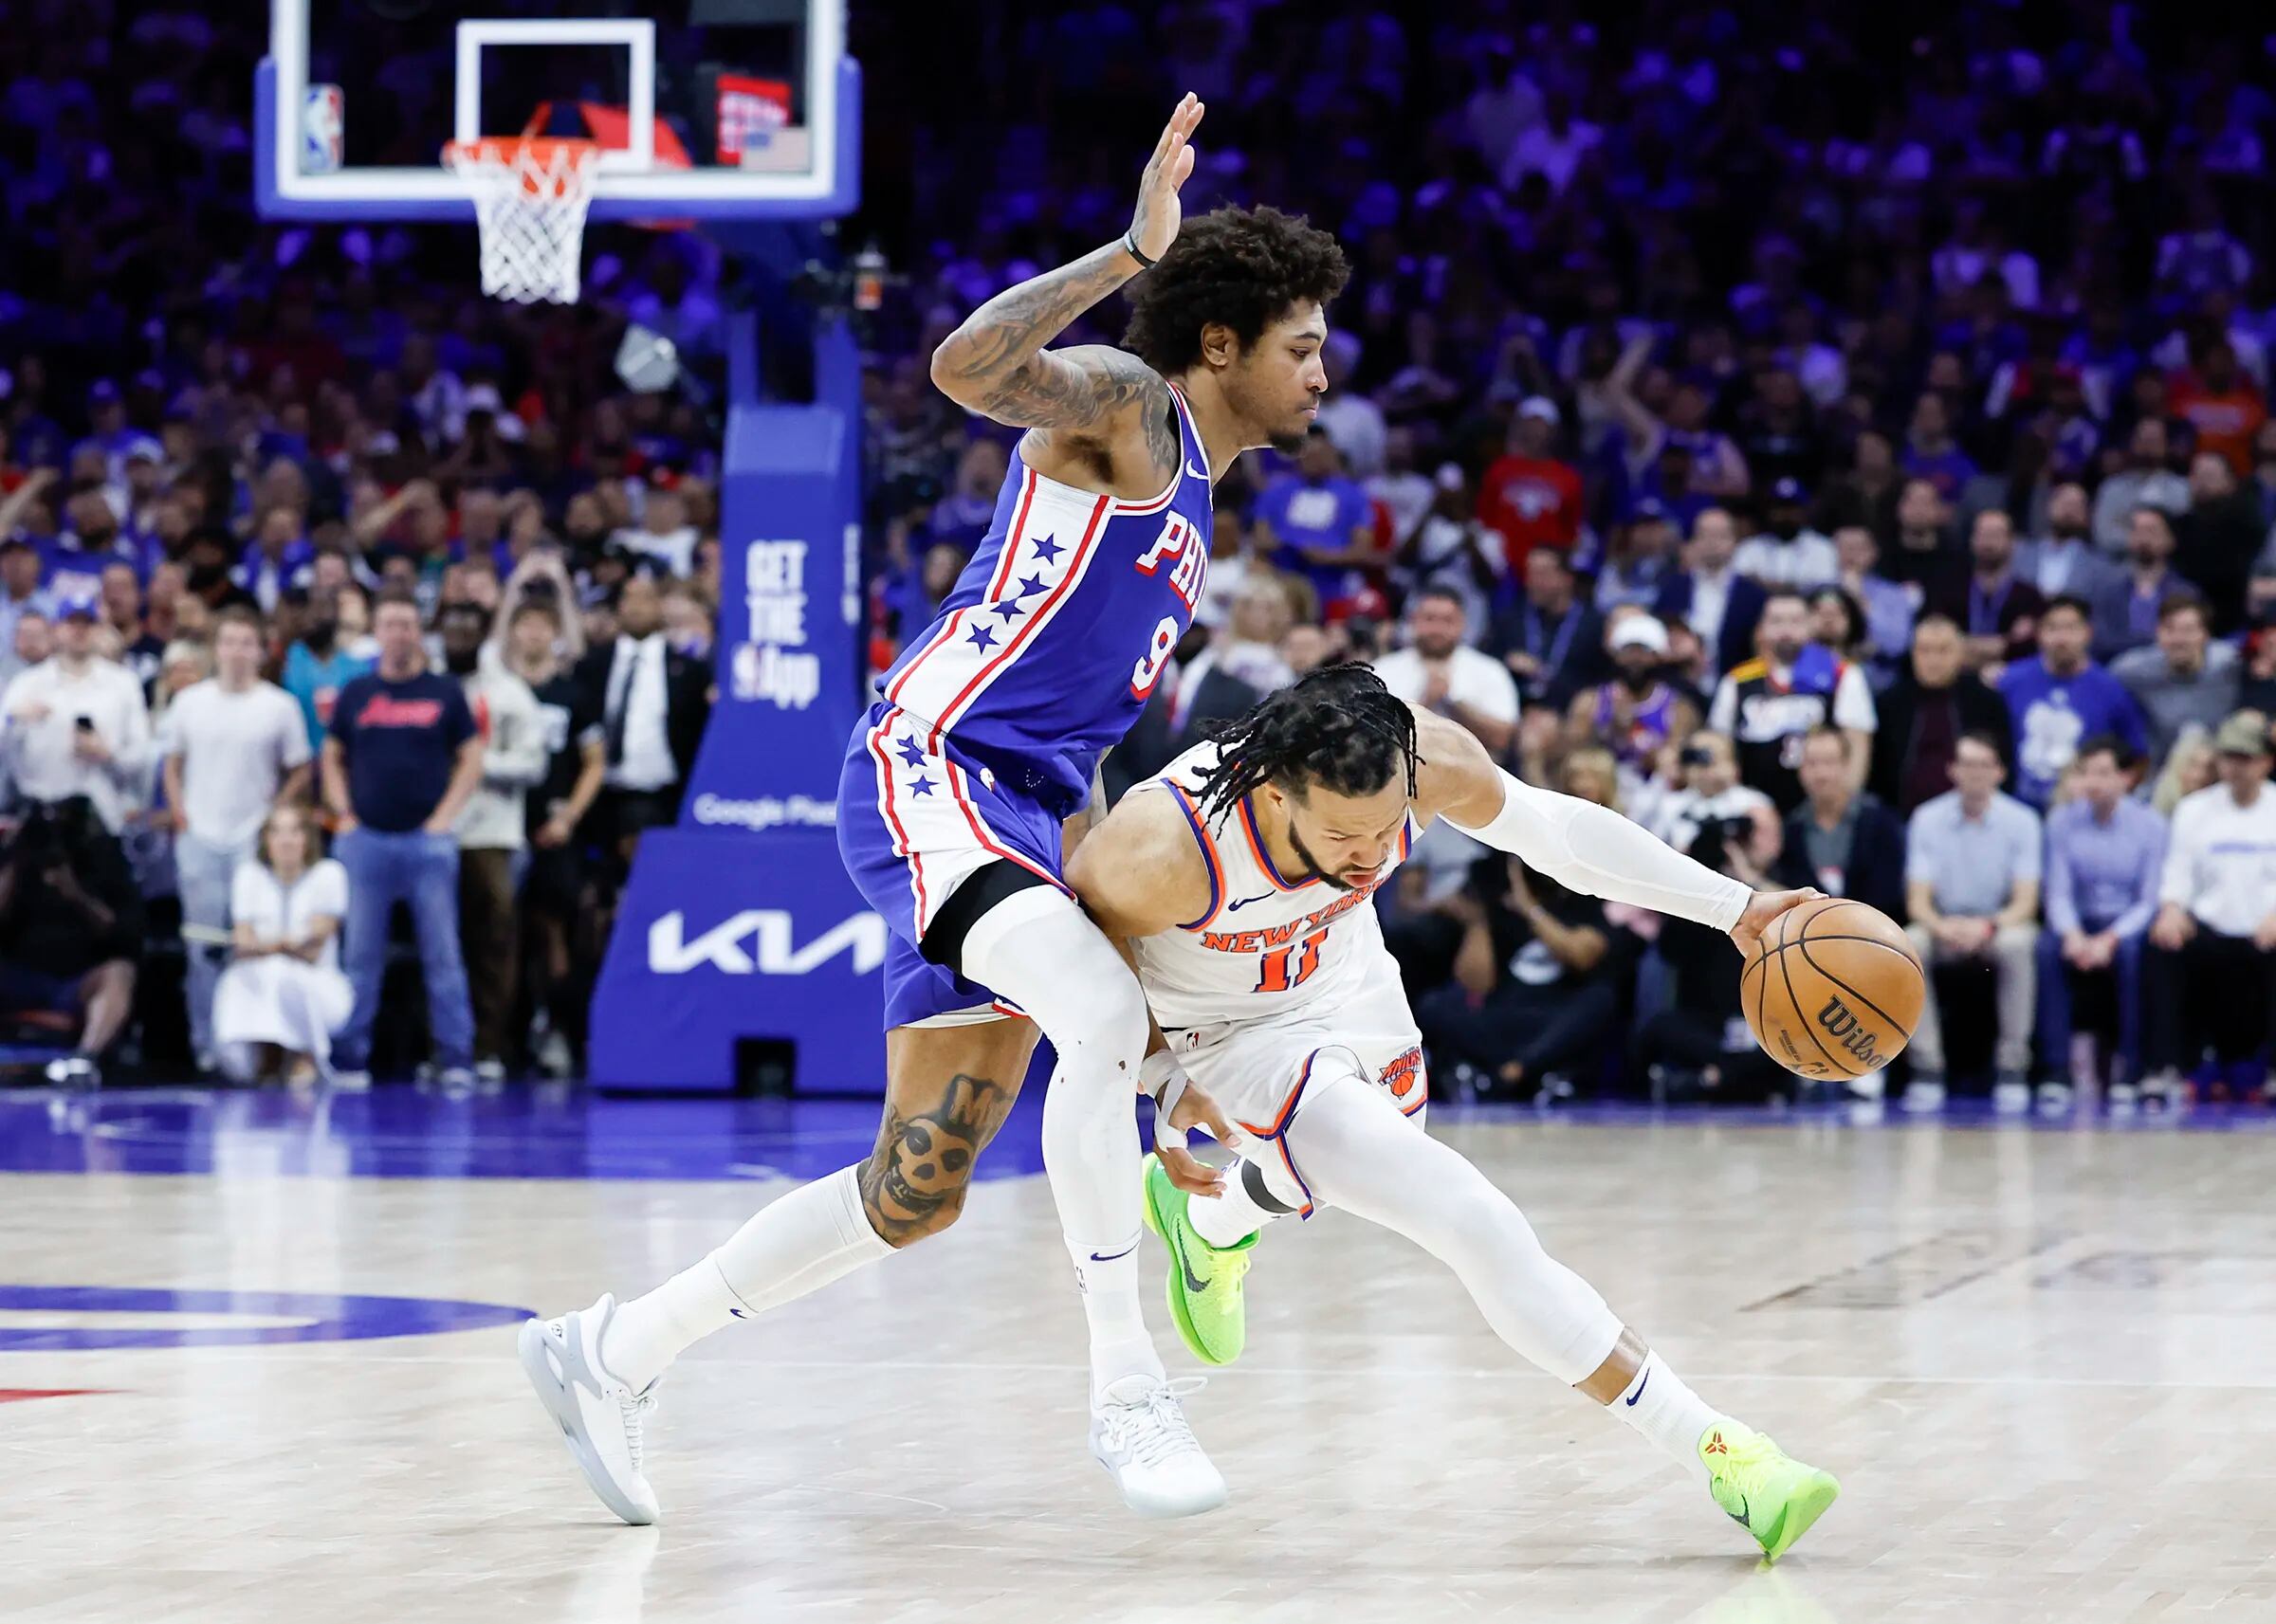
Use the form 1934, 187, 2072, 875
1130, 93, 1204, 265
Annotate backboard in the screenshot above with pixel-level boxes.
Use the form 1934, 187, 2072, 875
256, 0, 858, 223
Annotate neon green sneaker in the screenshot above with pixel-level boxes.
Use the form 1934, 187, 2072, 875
1140, 1152, 1254, 1366
1698, 1419, 1840, 1562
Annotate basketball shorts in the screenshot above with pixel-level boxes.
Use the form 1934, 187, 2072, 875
836, 701, 1076, 1031
1158, 952, 1426, 1218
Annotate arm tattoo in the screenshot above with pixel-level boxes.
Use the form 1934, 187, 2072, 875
858, 1070, 1019, 1244
932, 240, 1176, 468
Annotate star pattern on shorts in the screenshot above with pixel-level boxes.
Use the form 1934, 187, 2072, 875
894, 737, 927, 768
907, 775, 936, 797
1031, 535, 1064, 564
966, 624, 999, 650
992, 597, 1026, 621
1015, 572, 1048, 598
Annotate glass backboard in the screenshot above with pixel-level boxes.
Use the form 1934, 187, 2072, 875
256, 0, 857, 222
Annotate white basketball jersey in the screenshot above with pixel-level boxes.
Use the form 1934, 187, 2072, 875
1129, 739, 1419, 1033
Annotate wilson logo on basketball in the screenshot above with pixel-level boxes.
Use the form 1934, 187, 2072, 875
1814, 995, 1882, 1068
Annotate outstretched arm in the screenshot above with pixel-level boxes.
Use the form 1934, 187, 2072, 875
928, 96, 1202, 480
1408, 708, 1819, 954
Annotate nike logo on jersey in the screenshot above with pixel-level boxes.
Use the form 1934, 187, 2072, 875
1186, 460, 1209, 481
1224, 892, 1276, 913
1625, 1369, 1650, 1407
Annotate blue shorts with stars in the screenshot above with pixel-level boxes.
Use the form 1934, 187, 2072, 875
835, 700, 1075, 1030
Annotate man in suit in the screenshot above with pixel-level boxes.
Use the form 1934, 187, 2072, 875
1869, 613, 2015, 815
1488, 546, 1606, 712
1653, 505, 1769, 677
577, 574, 711, 877
2089, 506, 2198, 664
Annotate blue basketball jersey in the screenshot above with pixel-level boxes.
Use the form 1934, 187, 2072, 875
880, 381, 1215, 814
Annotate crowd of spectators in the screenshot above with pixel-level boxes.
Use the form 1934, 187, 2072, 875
11, 5, 2276, 1108
864, 6, 2276, 1111
0, 6, 728, 1086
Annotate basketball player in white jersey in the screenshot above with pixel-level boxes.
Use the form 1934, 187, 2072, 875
1060, 664, 1841, 1560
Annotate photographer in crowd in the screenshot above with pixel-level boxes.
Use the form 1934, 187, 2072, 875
1638, 731, 1788, 1101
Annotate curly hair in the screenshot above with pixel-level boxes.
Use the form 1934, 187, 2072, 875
1122, 206, 1351, 375
1192, 663, 1419, 823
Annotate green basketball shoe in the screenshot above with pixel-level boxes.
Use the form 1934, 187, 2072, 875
1699, 1418, 1841, 1562
1140, 1152, 1255, 1366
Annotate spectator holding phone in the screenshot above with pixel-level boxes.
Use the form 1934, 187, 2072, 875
0, 588, 151, 834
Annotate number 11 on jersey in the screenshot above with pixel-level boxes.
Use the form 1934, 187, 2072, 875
1256, 927, 1328, 994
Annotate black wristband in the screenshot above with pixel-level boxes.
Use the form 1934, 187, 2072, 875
1123, 229, 1157, 269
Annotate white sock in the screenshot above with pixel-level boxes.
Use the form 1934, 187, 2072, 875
1068, 1236, 1162, 1401
1187, 1160, 1286, 1250
600, 1163, 890, 1392
1610, 1351, 1723, 1482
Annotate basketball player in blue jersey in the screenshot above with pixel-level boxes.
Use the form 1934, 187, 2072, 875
1053, 666, 1840, 1561
521, 94, 1352, 1524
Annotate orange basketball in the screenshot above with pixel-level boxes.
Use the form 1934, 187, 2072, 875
1740, 898, 1925, 1081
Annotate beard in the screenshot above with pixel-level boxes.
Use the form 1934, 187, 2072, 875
2052, 520, 2088, 541
1287, 825, 1358, 893
1268, 426, 1308, 454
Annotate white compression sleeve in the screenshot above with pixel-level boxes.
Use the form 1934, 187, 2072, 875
1282, 1061, 1624, 1385
1443, 769, 1751, 933
962, 887, 1165, 1397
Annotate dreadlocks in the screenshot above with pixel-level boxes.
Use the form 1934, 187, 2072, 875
1192, 663, 1421, 823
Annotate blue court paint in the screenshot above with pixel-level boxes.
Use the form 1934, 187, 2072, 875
0, 1286, 530, 1351
0, 1083, 1059, 1182
0, 1084, 2268, 1185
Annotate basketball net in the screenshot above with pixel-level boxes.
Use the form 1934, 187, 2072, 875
443, 134, 602, 305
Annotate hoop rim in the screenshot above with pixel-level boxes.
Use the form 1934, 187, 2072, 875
442, 135, 604, 170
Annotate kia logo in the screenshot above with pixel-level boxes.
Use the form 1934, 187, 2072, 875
648, 910, 888, 976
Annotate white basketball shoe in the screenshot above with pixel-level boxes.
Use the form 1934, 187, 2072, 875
519, 1294, 661, 1525
1089, 1375, 1228, 1518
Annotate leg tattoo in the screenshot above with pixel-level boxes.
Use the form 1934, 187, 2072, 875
859, 1071, 1017, 1244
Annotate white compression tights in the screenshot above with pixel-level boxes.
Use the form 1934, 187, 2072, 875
1221, 1055, 1625, 1387
960, 885, 1164, 1396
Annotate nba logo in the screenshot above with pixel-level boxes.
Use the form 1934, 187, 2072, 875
303, 84, 344, 174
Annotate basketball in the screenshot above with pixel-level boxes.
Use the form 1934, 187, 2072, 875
1741, 899, 1925, 1081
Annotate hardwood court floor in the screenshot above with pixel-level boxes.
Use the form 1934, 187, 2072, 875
4, 1090, 2275, 1623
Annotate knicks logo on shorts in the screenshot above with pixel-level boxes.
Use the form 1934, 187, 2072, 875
1379, 1046, 1426, 1114
1815, 994, 1882, 1068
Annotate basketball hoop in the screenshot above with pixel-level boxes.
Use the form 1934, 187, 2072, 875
443, 134, 603, 305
